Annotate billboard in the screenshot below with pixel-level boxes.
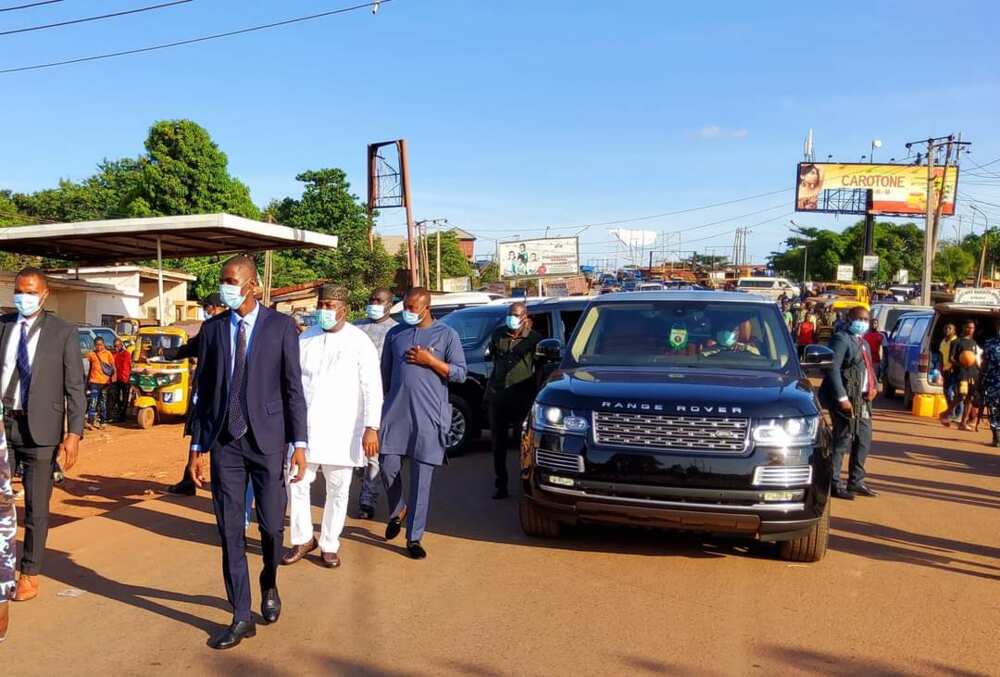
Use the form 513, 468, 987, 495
836, 264, 854, 282
795, 162, 959, 216
498, 237, 579, 278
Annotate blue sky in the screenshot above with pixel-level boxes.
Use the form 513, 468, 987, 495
2, 0, 998, 266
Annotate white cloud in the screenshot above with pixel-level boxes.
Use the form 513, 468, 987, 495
693, 125, 749, 139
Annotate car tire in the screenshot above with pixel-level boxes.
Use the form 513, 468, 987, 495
137, 407, 155, 429
903, 376, 913, 410
882, 374, 896, 399
519, 499, 561, 539
445, 394, 473, 457
778, 495, 829, 562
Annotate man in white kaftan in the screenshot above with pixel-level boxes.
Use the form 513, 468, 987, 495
281, 285, 382, 568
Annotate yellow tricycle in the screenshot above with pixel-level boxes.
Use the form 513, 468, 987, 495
129, 325, 192, 429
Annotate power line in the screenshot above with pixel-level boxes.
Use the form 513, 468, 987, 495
0, 0, 389, 75
0, 0, 63, 12
0, 0, 191, 36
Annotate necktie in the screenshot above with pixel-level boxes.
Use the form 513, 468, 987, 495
16, 321, 31, 409
227, 320, 248, 440
859, 338, 877, 401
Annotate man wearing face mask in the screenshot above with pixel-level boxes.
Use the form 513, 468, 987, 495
282, 286, 382, 568
820, 305, 878, 500
703, 319, 761, 357
354, 287, 397, 519
486, 302, 540, 499
379, 287, 466, 559
0, 268, 86, 603
186, 255, 309, 650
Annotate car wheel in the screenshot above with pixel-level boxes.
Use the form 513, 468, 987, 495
446, 394, 473, 457
778, 495, 829, 562
137, 407, 155, 429
882, 374, 896, 399
519, 499, 561, 538
903, 376, 913, 409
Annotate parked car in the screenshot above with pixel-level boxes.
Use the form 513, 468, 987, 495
439, 296, 591, 455
76, 327, 96, 374
519, 290, 835, 561
636, 282, 665, 292
884, 302, 1000, 406
736, 276, 800, 300
870, 303, 932, 340
389, 291, 496, 320
882, 311, 934, 407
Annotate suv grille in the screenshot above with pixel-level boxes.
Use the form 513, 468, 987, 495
592, 411, 749, 453
536, 449, 585, 473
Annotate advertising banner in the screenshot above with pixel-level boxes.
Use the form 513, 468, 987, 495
796, 162, 958, 216
441, 276, 470, 293
498, 237, 579, 279
862, 255, 880, 272
836, 264, 854, 282
954, 287, 1000, 307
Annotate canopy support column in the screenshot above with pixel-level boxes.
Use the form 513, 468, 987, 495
156, 236, 165, 327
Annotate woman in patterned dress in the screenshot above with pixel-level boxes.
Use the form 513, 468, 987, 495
0, 402, 14, 641
978, 331, 1000, 447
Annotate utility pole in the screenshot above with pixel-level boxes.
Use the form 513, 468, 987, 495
436, 229, 442, 291
972, 205, 990, 286
862, 189, 875, 283
398, 139, 419, 288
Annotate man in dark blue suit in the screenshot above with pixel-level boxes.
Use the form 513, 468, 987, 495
187, 255, 308, 650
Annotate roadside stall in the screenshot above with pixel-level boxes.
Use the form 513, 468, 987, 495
0, 213, 338, 427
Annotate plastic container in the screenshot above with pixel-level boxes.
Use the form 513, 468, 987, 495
912, 393, 937, 418
933, 394, 949, 417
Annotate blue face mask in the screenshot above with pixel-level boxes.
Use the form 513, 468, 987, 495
14, 293, 42, 317
219, 283, 246, 311
717, 330, 737, 347
402, 309, 423, 326
849, 320, 870, 336
317, 309, 339, 331
366, 304, 385, 321
506, 315, 522, 331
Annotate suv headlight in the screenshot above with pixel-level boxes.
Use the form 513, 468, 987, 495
532, 403, 589, 435
752, 416, 819, 447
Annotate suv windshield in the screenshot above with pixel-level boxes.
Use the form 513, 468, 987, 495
567, 300, 793, 371
441, 309, 503, 348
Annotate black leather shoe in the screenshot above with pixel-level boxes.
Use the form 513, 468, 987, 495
261, 588, 281, 624
406, 541, 427, 560
992, 430, 1000, 448
208, 620, 256, 650
358, 505, 375, 520
166, 480, 196, 496
492, 488, 509, 500
832, 485, 855, 500
848, 483, 879, 497
384, 517, 402, 541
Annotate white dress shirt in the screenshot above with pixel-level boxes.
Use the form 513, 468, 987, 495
298, 323, 382, 467
2, 313, 42, 410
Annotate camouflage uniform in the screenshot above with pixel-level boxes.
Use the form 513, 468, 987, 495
0, 405, 15, 601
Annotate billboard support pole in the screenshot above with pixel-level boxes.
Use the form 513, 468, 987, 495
863, 189, 875, 283
399, 139, 419, 288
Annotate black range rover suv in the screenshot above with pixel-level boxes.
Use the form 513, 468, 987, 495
519, 291, 835, 562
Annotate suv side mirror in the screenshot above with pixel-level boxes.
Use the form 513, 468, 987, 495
536, 338, 563, 364
801, 344, 834, 371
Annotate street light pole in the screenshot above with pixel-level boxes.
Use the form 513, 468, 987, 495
972, 205, 990, 286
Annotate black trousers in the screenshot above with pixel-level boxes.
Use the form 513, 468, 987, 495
830, 401, 873, 488
489, 380, 535, 491
210, 431, 286, 623
5, 413, 57, 576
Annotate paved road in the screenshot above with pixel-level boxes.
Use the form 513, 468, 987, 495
5, 400, 998, 675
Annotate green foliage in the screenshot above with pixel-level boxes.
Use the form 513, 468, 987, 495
933, 244, 976, 285
478, 260, 500, 284
427, 230, 472, 288
768, 220, 925, 284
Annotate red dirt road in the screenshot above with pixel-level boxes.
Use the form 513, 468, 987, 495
4, 400, 998, 675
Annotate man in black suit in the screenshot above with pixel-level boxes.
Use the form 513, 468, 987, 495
187, 255, 308, 650
0, 268, 86, 602
820, 305, 879, 500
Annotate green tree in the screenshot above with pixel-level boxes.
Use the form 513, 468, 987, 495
933, 244, 975, 285
426, 230, 473, 288
271, 169, 395, 307
0, 191, 42, 271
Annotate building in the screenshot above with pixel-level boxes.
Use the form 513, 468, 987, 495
46, 266, 200, 324
270, 280, 327, 315
450, 227, 476, 261
0, 271, 141, 327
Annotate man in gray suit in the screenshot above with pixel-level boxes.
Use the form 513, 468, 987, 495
1, 268, 86, 602
820, 305, 879, 501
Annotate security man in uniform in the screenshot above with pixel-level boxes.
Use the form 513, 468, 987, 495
486, 302, 541, 499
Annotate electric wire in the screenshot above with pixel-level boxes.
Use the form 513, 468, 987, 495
0, 0, 390, 74
0, 0, 62, 12
0, 0, 191, 36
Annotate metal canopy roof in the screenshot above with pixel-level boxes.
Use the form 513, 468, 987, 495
0, 213, 338, 263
